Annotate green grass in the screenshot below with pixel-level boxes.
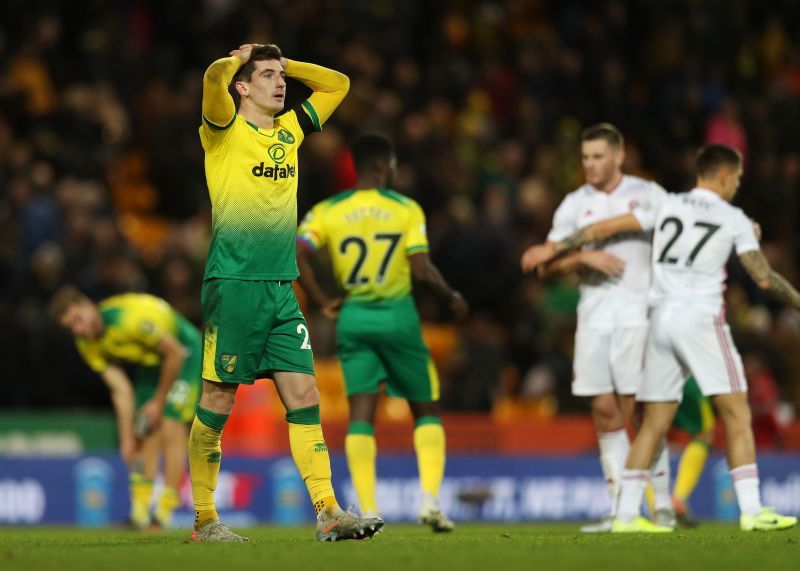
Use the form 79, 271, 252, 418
0, 524, 797, 571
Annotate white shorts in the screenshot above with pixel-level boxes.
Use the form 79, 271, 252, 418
639, 305, 747, 402
572, 326, 648, 397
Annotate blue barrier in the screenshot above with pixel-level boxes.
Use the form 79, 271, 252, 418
1, 453, 799, 526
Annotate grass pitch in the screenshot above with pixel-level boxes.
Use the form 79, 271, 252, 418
0, 523, 797, 571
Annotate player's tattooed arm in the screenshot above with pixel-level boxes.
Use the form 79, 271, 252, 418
739, 250, 800, 310
523, 213, 642, 273
554, 213, 644, 255
539, 250, 625, 280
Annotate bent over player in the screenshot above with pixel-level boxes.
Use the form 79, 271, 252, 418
51, 287, 201, 529
522, 144, 798, 532
193, 43, 382, 542
297, 133, 468, 531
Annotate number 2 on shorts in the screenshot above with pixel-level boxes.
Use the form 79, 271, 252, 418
296, 323, 312, 350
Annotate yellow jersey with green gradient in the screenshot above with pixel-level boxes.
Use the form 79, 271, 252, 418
76, 293, 197, 372
200, 56, 349, 281
297, 188, 429, 302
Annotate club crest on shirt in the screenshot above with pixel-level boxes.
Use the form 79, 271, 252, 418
268, 143, 287, 164
628, 199, 640, 210
220, 354, 238, 374
277, 129, 295, 144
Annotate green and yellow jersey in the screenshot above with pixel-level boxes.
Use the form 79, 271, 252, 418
200, 56, 349, 281
76, 293, 199, 373
297, 188, 429, 302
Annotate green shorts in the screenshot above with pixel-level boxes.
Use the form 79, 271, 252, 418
336, 296, 439, 402
134, 318, 202, 423
673, 377, 716, 435
202, 278, 315, 384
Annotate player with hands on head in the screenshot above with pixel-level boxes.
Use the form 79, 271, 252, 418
193, 42, 383, 542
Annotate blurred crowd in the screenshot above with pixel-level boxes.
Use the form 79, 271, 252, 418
2, 0, 800, 438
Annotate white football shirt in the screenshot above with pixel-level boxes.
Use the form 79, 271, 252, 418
632, 187, 760, 313
548, 175, 666, 329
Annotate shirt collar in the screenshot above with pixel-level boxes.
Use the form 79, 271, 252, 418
691, 187, 724, 201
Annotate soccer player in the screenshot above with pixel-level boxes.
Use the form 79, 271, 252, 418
296, 133, 468, 531
194, 43, 382, 542
50, 286, 201, 529
528, 123, 674, 531
522, 144, 798, 532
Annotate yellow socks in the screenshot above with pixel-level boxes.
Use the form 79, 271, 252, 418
156, 487, 181, 527
189, 406, 228, 528
129, 473, 153, 526
414, 417, 446, 498
674, 439, 711, 501
286, 405, 339, 516
345, 421, 378, 515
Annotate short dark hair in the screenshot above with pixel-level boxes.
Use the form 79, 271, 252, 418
581, 122, 624, 149
696, 144, 742, 178
229, 44, 283, 109
351, 133, 394, 173
49, 285, 89, 321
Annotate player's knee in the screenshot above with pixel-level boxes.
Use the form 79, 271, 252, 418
591, 395, 623, 431
295, 383, 320, 409
720, 406, 751, 437
162, 419, 187, 444
642, 412, 671, 436
199, 379, 237, 414
410, 400, 440, 420
715, 395, 751, 430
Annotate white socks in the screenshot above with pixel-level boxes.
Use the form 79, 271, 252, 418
731, 464, 763, 516
650, 439, 672, 511
598, 429, 630, 516
618, 469, 649, 522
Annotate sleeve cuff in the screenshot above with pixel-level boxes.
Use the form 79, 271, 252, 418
202, 113, 236, 131
301, 101, 321, 132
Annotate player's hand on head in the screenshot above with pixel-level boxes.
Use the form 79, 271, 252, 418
520, 243, 556, 273
449, 291, 469, 321
229, 43, 263, 64
582, 250, 625, 277
321, 297, 344, 320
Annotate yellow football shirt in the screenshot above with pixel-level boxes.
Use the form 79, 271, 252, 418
297, 188, 429, 301
76, 293, 181, 372
200, 57, 349, 281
